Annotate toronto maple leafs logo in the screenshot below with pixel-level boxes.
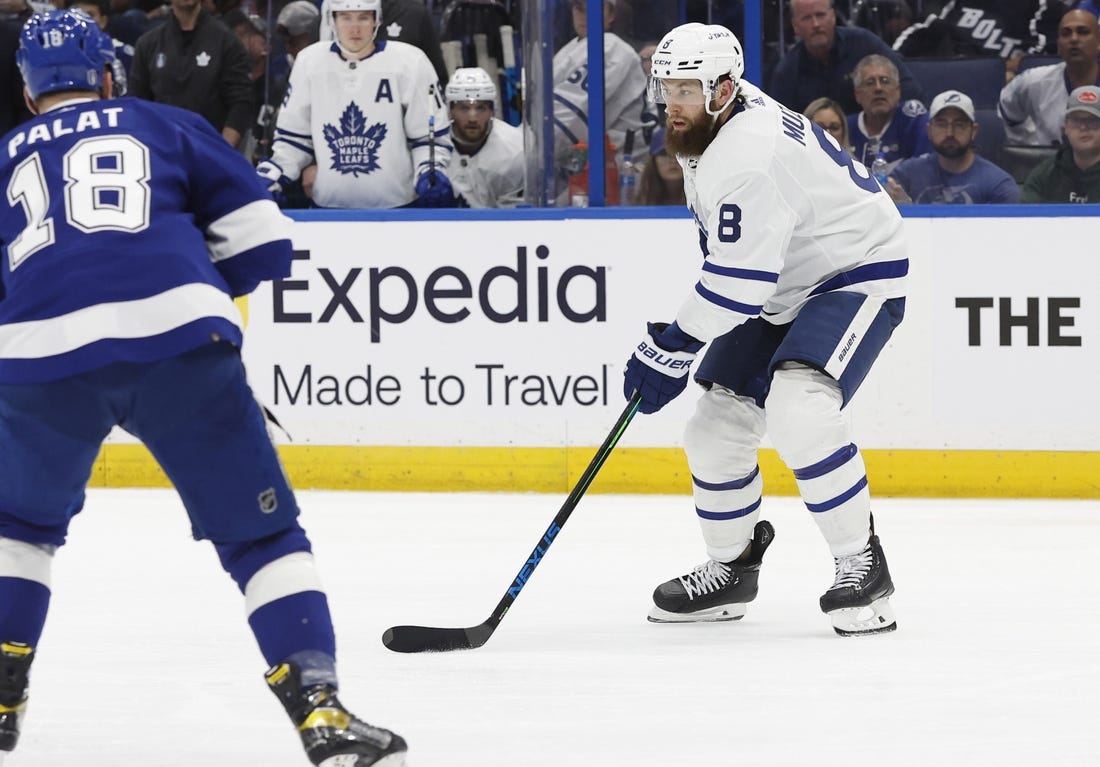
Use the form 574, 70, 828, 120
323, 102, 387, 175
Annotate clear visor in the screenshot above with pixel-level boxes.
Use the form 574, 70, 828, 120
648, 77, 714, 107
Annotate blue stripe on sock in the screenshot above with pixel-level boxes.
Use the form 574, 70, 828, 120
805, 476, 869, 513
792, 444, 857, 481
696, 497, 762, 521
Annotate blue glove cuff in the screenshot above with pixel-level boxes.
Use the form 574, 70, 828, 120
648, 321, 704, 353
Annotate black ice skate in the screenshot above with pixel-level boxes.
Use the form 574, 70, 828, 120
266, 662, 407, 767
0, 641, 33, 754
819, 532, 897, 637
648, 520, 775, 623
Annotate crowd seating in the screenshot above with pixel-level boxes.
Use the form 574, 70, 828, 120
905, 56, 1005, 109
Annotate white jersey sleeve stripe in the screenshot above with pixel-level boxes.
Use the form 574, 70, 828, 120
275, 126, 311, 140
273, 136, 314, 155
205, 200, 292, 264
702, 262, 779, 282
694, 283, 764, 316
0, 283, 242, 359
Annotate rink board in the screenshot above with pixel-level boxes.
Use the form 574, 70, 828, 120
93, 207, 1100, 498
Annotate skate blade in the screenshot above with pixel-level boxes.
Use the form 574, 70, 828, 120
318, 753, 407, 767
647, 604, 748, 623
828, 597, 897, 637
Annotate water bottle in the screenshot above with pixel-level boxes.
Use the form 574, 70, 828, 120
871, 151, 889, 188
620, 152, 637, 206
567, 141, 589, 207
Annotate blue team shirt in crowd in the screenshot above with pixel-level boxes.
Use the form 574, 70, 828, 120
849, 101, 933, 169
891, 153, 1021, 204
0, 97, 292, 383
768, 26, 925, 115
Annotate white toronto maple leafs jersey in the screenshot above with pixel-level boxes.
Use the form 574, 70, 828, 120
271, 40, 451, 208
552, 32, 647, 166
675, 81, 908, 343
450, 118, 524, 208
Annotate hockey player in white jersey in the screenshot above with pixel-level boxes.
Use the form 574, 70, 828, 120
553, 0, 647, 182
445, 67, 524, 208
257, 0, 454, 208
622, 23, 908, 637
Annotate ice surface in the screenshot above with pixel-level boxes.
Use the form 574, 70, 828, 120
14, 489, 1100, 766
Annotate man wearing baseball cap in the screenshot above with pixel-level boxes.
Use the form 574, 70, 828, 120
886, 89, 1019, 204
1021, 85, 1100, 202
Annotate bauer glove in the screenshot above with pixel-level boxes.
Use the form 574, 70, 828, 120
623, 321, 704, 415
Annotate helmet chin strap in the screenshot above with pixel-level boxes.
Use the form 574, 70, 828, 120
705, 82, 740, 127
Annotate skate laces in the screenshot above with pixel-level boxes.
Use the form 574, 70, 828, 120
831, 545, 873, 589
678, 560, 732, 600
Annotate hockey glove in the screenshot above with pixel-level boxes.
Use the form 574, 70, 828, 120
623, 322, 704, 415
256, 159, 291, 195
415, 169, 456, 207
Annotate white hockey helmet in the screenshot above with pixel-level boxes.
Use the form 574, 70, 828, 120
326, 0, 381, 39
445, 67, 497, 105
649, 23, 744, 116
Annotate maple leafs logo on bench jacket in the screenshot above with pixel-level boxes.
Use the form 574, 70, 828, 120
323, 102, 388, 176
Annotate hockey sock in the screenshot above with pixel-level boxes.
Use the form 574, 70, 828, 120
0, 538, 54, 646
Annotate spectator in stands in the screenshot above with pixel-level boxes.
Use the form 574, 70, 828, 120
893, 0, 1062, 63
129, 0, 254, 147
446, 67, 524, 208
999, 9, 1100, 147
851, 0, 912, 47
1021, 85, 1100, 202
847, 54, 931, 170
0, 2, 33, 132
64, 0, 134, 94
887, 90, 1019, 204
320, 0, 448, 86
769, 0, 923, 115
278, 0, 321, 63
553, 0, 647, 186
223, 9, 281, 164
638, 39, 657, 77
804, 95, 850, 153
636, 127, 686, 206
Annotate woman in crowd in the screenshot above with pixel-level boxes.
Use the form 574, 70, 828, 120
636, 128, 687, 205
804, 96, 852, 154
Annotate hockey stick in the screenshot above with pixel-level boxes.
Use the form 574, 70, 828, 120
382, 393, 643, 653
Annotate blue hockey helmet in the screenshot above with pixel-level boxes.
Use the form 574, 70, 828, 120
16, 10, 114, 101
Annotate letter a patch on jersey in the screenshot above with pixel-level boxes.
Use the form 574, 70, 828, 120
322, 102, 388, 176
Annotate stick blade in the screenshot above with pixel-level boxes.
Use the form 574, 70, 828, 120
382, 622, 494, 653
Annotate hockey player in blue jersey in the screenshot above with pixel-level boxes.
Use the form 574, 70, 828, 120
623, 23, 907, 637
0, 11, 406, 766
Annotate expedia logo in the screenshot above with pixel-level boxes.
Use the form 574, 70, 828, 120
274, 245, 608, 342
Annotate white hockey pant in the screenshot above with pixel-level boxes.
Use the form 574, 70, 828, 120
684, 364, 871, 560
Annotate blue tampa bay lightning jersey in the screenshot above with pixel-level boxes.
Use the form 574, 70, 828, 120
0, 96, 293, 384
